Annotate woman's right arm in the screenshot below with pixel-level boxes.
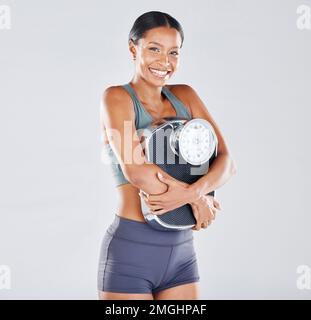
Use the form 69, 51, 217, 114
101, 86, 196, 197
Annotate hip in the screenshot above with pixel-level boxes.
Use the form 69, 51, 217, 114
106, 214, 194, 246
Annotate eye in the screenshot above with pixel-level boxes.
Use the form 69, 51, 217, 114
149, 47, 160, 52
149, 47, 179, 56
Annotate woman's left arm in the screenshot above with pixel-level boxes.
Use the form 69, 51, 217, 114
184, 84, 237, 199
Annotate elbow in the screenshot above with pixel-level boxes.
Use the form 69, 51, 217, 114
218, 152, 237, 176
123, 164, 143, 186
126, 172, 141, 186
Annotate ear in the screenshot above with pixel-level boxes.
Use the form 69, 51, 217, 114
128, 39, 136, 53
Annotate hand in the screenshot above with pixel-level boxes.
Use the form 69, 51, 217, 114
138, 172, 198, 215
190, 195, 222, 231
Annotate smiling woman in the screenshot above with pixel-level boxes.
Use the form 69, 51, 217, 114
97, 10, 236, 301
129, 26, 182, 83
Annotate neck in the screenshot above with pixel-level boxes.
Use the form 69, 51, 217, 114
129, 77, 165, 104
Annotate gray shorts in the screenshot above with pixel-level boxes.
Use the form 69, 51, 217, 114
97, 214, 200, 294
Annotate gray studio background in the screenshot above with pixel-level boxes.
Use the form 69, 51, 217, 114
0, 0, 310, 299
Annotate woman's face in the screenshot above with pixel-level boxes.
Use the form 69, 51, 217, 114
129, 26, 182, 85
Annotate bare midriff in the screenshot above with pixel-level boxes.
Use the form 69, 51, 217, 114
116, 183, 148, 223
102, 139, 147, 223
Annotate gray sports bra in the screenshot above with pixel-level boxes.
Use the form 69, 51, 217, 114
103, 83, 192, 186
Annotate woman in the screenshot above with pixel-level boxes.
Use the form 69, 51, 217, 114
98, 11, 237, 300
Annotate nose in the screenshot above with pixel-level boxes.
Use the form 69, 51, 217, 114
159, 53, 171, 67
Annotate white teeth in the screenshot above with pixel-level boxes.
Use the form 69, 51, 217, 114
149, 68, 170, 77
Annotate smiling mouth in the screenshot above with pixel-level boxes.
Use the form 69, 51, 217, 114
149, 68, 172, 78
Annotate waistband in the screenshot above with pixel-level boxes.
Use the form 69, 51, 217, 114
106, 214, 194, 246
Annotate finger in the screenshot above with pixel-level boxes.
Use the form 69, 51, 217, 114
146, 194, 164, 204
139, 191, 150, 202
201, 221, 208, 229
139, 193, 153, 206
139, 192, 150, 203
194, 219, 201, 231
211, 209, 216, 219
190, 205, 201, 231
139, 198, 161, 212
191, 204, 199, 223
149, 204, 163, 211
140, 191, 149, 198
213, 199, 222, 210
191, 203, 198, 217
150, 208, 168, 215
208, 207, 216, 219
147, 201, 163, 207
141, 198, 160, 210
139, 192, 162, 206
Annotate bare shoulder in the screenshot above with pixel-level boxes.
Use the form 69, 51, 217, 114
100, 85, 136, 136
166, 83, 193, 98
166, 83, 191, 91
101, 85, 136, 119
166, 83, 195, 115
102, 85, 132, 105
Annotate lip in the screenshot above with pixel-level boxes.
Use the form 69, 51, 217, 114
149, 67, 172, 72
149, 68, 172, 79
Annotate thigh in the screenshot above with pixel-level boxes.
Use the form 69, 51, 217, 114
97, 232, 171, 294
152, 238, 201, 298
98, 290, 154, 300
153, 282, 200, 300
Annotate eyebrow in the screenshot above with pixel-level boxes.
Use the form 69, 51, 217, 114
148, 41, 180, 49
